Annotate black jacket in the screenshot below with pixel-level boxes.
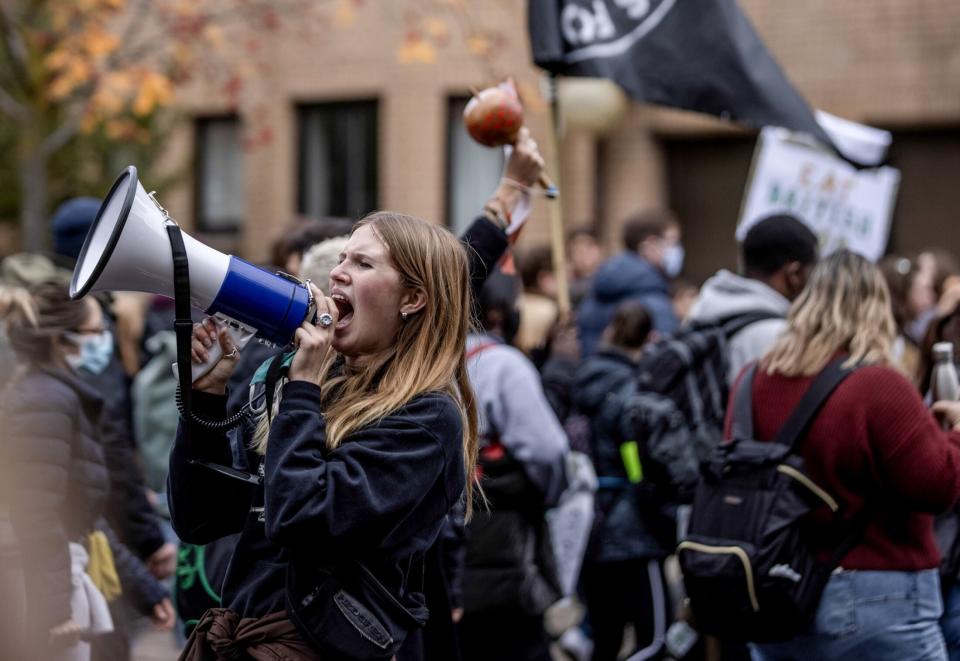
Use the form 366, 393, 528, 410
84, 304, 166, 560
168, 382, 465, 625
575, 349, 668, 561
4, 366, 168, 631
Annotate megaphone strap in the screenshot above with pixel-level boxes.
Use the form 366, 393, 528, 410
166, 220, 250, 495
166, 222, 240, 428
165, 222, 194, 421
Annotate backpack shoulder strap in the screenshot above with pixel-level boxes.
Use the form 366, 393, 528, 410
718, 310, 783, 338
730, 363, 759, 440
774, 358, 855, 450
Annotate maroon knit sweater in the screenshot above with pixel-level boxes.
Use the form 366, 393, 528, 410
725, 363, 960, 570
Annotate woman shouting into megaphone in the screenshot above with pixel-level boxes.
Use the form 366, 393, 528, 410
168, 212, 479, 661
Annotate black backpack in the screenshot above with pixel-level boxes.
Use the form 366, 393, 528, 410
622, 311, 781, 504
677, 358, 868, 643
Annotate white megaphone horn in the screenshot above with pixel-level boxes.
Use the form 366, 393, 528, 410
70, 166, 316, 382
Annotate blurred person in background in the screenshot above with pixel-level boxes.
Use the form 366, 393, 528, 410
575, 300, 671, 661
460, 271, 568, 661
567, 227, 604, 308
577, 210, 682, 356
923, 250, 960, 304
900, 249, 939, 346
0, 284, 41, 661
919, 300, 960, 661
742, 251, 960, 660
49, 197, 175, 661
270, 216, 354, 277
300, 236, 351, 287
51, 197, 147, 375
516, 244, 560, 358
880, 254, 926, 383
2, 280, 173, 661
670, 279, 699, 324
920, 249, 960, 335
687, 214, 819, 384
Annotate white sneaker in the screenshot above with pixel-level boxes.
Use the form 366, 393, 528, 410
558, 626, 594, 661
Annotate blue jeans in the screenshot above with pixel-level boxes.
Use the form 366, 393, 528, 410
942, 582, 960, 661
751, 569, 947, 661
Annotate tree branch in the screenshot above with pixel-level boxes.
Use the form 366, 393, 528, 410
0, 2, 31, 88
0, 84, 26, 120
111, 0, 154, 64
105, 0, 326, 72
40, 104, 85, 157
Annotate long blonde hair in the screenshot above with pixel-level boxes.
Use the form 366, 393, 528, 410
254, 212, 480, 515
763, 250, 896, 376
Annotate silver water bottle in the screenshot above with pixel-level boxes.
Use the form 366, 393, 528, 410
932, 342, 960, 429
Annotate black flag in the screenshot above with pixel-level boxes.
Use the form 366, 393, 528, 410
528, 0, 835, 149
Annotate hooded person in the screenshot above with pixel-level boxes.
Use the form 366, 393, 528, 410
50, 198, 102, 270
577, 210, 682, 356
686, 214, 819, 383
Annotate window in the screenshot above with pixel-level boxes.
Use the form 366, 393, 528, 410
446, 97, 505, 235
884, 128, 960, 256
195, 116, 245, 232
298, 101, 378, 220
660, 135, 756, 284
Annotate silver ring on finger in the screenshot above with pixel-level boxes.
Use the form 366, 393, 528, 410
317, 312, 334, 328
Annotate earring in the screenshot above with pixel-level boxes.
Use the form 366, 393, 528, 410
401, 311, 408, 321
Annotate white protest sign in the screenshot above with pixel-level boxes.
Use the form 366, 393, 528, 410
737, 127, 901, 261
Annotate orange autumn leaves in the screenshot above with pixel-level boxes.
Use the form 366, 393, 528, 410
42, 0, 172, 140
34, 0, 507, 141
397, 6, 499, 65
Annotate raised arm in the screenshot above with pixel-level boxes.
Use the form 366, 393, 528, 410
460, 127, 546, 299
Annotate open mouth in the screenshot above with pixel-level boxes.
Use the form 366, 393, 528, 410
331, 293, 354, 329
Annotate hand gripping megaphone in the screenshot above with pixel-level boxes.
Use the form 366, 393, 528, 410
70, 166, 316, 382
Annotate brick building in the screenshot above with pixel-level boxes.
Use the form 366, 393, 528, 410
162, 1, 960, 284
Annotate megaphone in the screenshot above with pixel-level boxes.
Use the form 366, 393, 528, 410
70, 166, 315, 382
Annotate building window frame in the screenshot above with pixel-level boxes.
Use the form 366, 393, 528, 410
194, 114, 246, 233
445, 95, 505, 236
296, 99, 379, 221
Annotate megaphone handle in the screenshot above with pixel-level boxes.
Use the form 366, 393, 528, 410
173, 316, 258, 384
191, 322, 256, 383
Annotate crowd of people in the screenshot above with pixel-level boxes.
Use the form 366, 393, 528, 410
2, 129, 960, 661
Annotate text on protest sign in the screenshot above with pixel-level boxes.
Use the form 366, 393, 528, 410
737, 127, 900, 261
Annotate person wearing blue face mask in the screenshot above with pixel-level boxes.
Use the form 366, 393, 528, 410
50, 196, 177, 661
62, 327, 114, 375
0, 279, 173, 661
577, 210, 683, 356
